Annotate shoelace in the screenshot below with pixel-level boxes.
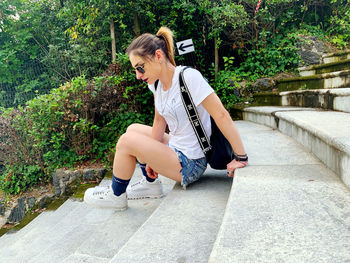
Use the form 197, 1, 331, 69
131, 178, 146, 187
93, 186, 110, 196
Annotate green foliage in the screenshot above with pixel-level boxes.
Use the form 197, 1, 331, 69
2, 0, 349, 108
0, 64, 153, 194
1, 0, 350, 195
0, 165, 44, 195
237, 31, 301, 81
198, 0, 249, 40
328, 0, 350, 49
211, 70, 241, 109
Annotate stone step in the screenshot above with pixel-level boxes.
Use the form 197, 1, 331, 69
109, 168, 232, 263
70, 176, 175, 261
243, 107, 350, 189
280, 88, 350, 112
210, 121, 350, 262
0, 198, 80, 252
0, 175, 117, 249
276, 69, 350, 91
210, 166, 350, 263
0, 170, 175, 262
322, 50, 350, 64
0, 199, 94, 262
298, 58, 350, 76
252, 92, 281, 107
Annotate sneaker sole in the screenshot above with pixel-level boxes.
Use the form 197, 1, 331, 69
127, 194, 164, 200
85, 202, 128, 211
84, 189, 128, 211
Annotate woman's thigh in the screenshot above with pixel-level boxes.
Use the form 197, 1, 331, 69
126, 123, 169, 144
116, 131, 181, 182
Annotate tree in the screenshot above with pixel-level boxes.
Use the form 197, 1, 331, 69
198, 0, 249, 78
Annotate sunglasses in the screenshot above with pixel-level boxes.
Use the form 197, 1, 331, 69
135, 64, 145, 74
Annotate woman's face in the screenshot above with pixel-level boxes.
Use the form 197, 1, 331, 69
129, 52, 161, 85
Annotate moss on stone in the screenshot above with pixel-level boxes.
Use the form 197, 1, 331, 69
284, 90, 335, 110
277, 75, 323, 83
104, 170, 113, 179
252, 92, 282, 106
0, 227, 9, 237
46, 197, 69, 211
325, 50, 350, 57
71, 183, 99, 200
277, 78, 323, 91
315, 59, 350, 74
0, 211, 41, 237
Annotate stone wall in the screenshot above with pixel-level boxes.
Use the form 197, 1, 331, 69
0, 167, 107, 228
298, 35, 334, 66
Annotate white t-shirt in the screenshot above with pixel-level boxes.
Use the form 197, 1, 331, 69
148, 66, 214, 159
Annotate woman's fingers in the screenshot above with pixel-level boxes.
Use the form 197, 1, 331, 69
146, 165, 159, 179
227, 160, 247, 177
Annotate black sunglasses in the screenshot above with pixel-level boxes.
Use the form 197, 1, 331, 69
135, 64, 145, 74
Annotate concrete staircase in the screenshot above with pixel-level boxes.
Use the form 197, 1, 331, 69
277, 50, 350, 92
1, 118, 349, 262
236, 50, 350, 262
253, 50, 350, 106
1, 50, 350, 262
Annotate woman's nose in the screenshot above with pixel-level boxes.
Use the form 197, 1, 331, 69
136, 71, 143, 79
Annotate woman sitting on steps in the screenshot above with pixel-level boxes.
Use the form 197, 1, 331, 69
84, 27, 248, 211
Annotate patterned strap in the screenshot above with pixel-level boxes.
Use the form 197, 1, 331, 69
179, 67, 212, 154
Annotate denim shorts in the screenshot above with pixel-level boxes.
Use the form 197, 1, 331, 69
172, 148, 208, 189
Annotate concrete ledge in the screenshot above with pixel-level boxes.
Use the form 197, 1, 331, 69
243, 106, 317, 129
276, 69, 350, 91
209, 165, 350, 263
322, 50, 350, 64
110, 171, 231, 263
276, 110, 350, 188
0, 171, 176, 262
243, 106, 350, 189
298, 59, 350, 76
280, 88, 350, 112
210, 121, 350, 262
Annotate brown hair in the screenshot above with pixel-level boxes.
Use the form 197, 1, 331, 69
126, 27, 176, 66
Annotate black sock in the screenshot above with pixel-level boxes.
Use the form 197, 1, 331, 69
111, 175, 130, 196
139, 163, 155, 183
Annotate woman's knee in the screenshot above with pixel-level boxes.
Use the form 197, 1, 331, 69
126, 123, 149, 134
116, 131, 140, 150
116, 132, 129, 149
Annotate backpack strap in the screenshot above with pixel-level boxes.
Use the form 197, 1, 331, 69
179, 67, 212, 155
154, 79, 159, 90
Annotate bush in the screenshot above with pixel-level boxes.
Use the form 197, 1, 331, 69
211, 70, 242, 109
0, 62, 153, 194
236, 31, 301, 81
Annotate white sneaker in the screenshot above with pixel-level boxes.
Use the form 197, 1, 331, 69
84, 186, 127, 211
127, 178, 164, 200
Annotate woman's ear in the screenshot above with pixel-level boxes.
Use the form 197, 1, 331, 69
154, 49, 163, 61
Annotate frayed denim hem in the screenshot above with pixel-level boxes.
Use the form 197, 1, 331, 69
172, 148, 207, 190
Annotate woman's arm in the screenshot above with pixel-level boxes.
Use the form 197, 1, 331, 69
152, 106, 167, 142
147, 97, 168, 179
201, 93, 246, 155
201, 93, 247, 176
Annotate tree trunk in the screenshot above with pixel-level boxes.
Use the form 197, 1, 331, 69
214, 37, 219, 79
110, 18, 116, 63
133, 11, 141, 36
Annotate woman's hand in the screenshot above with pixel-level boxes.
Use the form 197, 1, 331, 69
146, 165, 159, 179
227, 159, 247, 178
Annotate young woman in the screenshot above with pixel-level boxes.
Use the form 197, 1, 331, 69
84, 27, 247, 211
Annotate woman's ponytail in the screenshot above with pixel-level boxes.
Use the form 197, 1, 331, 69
127, 27, 176, 66
156, 27, 176, 66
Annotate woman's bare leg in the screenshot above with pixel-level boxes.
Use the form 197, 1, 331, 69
112, 125, 181, 182
126, 123, 169, 144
